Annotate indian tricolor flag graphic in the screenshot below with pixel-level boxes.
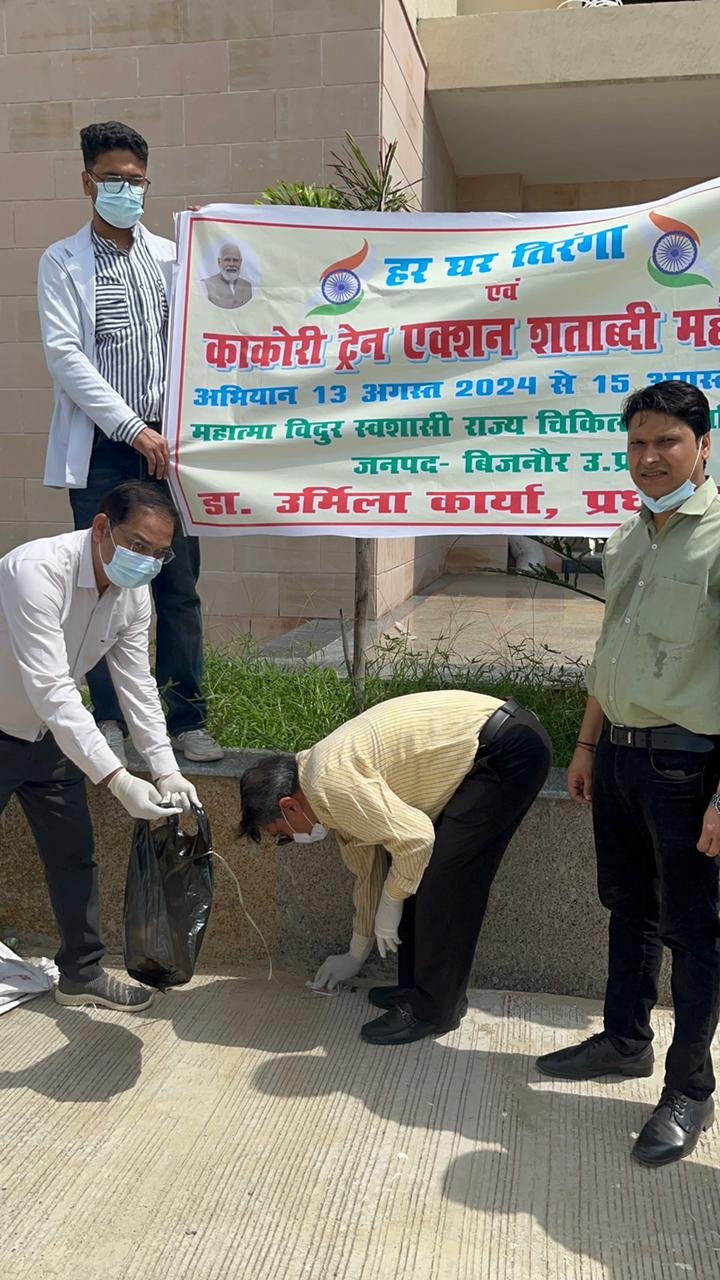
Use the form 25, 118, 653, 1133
307, 239, 370, 316
647, 210, 712, 289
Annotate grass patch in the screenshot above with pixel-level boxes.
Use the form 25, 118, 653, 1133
203, 634, 587, 767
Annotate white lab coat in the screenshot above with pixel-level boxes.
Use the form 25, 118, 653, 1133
37, 222, 176, 490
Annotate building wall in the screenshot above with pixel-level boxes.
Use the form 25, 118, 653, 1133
456, 171, 712, 213
458, 0, 559, 11
522, 175, 712, 211
402, 1, 458, 20
4, 0, 697, 638
0, 0, 395, 643
371, 0, 457, 615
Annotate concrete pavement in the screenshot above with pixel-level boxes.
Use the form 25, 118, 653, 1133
2, 973, 719, 1280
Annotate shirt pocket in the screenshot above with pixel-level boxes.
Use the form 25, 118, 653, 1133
95, 280, 131, 333
636, 577, 702, 644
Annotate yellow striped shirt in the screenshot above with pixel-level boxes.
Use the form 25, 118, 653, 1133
297, 690, 503, 938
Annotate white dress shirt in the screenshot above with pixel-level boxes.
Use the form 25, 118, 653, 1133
0, 530, 177, 785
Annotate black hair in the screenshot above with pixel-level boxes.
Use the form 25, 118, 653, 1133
621, 380, 711, 441
80, 121, 149, 169
239, 756, 300, 843
96, 481, 179, 534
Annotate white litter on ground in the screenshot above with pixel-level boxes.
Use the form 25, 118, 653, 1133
0, 941, 58, 1014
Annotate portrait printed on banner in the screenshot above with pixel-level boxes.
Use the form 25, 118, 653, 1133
202, 241, 254, 310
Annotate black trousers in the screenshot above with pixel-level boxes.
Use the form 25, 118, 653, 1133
69, 427, 207, 737
399, 707, 552, 1027
593, 731, 720, 1100
0, 728, 103, 982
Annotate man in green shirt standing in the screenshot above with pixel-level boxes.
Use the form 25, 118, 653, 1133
536, 380, 720, 1168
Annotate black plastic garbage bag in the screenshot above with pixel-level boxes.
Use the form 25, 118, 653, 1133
123, 805, 214, 989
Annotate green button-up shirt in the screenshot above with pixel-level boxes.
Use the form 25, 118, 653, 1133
587, 477, 720, 733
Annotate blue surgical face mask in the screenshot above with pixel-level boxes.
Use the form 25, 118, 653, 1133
635, 446, 702, 515
104, 528, 162, 589
93, 182, 146, 231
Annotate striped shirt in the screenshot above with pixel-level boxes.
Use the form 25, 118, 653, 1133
297, 690, 504, 938
92, 228, 168, 445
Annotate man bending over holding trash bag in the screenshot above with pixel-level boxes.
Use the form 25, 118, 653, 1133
0, 480, 203, 1012
240, 690, 551, 1045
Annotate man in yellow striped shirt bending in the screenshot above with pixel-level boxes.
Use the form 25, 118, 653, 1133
240, 690, 551, 1046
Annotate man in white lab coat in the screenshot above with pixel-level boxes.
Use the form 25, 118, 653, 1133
37, 119, 223, 771
0, 481, 203, 1012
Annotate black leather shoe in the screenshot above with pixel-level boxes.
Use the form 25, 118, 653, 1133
360, 1000, 462, 1046
632, 1090, 714, 1167
368, 985, 470, 1018
367, 985, 413, 1010
535, 1032, 654, 1080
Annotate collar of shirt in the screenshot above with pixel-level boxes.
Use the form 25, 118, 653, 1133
76, 527, 120, 596
91, 225, 141, 256
639, 475, 718, 526
296, 753, 333, 827
77, 528, 100, 590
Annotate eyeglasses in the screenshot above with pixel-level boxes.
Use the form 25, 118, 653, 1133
109, 524, 175, 565
88, 171, 151, 196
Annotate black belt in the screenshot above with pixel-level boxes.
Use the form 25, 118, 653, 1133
606, 720, 715, 754
480, 698, 521, 747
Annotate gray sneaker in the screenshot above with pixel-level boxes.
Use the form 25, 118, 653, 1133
55, 971, 154, 1012
171, 728, 224, 762
98, 720, 127, 768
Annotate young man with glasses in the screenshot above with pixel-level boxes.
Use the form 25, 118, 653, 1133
0, 481, 203, 1011
37, 121, 223, 768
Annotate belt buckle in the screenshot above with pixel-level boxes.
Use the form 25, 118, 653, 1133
611, 724, 632, 747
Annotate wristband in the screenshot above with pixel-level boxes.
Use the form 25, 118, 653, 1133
576, 740, 597, 752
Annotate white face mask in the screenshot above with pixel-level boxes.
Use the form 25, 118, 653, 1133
281, 808, 328, 845
290, 823, 328, 845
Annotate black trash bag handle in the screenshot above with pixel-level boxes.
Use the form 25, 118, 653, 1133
176, 802, 213, 859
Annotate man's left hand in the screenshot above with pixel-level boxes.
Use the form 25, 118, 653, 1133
697, 798, 720, 857
374, 889, 403, 959
155, 771, 201, 814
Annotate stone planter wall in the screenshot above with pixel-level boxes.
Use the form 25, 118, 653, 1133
0, 752, 670, 1001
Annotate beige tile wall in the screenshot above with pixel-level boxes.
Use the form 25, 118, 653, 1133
381, 0, 425, 191
3, 0, 703, 638
369, 0, 457, 614
0, 0, 430, 634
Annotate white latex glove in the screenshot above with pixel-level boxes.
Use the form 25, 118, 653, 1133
311, 934, 373, 992
108, 768, 182, 820
155, 771, 201, 814
374, 888, 404, 959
